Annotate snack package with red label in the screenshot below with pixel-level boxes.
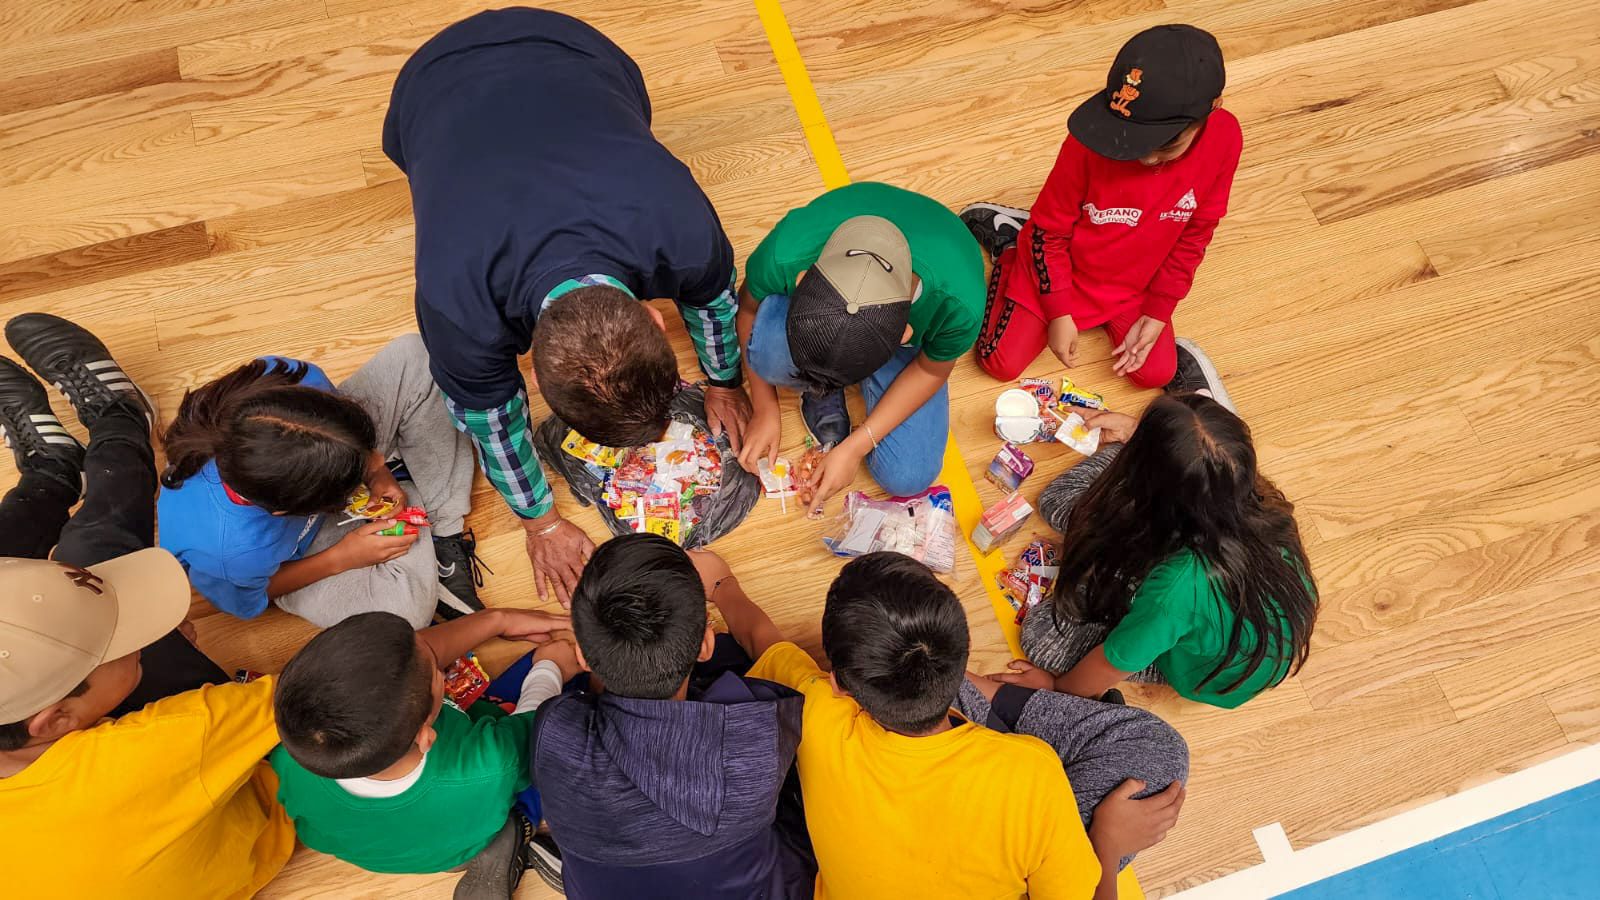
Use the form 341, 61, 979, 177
972, 493, 1033, 553
998, 540, 1061, 621
443, 653, 490, 708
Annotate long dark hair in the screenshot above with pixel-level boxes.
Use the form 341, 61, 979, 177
1053, 394, 1317, 693
161, 359, 377, 516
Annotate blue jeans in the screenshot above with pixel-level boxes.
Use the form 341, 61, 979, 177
747, 293, 948, 497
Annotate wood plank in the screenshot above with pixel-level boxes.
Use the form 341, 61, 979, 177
0, 223, 213, 305
0, 47, 182, 117
205, 179, 412, 253
1545, 675, 1600, 744
1435, 605, 1600, 719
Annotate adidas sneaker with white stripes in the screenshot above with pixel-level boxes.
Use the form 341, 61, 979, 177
5, 313, 156, 430
0, 356, 86, 491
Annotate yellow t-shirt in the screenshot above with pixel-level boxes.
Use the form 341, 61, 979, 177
0, 677, 294, 899
749, 642, 1101, 900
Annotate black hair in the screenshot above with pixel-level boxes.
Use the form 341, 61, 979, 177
531, 287, 677, 448
569, 533, 707, 700
1053, 393, 1319, 693
161, 358, 377, 516
273, 612, 436, 779
821, 552, 970, 735
0, 679, 88, 752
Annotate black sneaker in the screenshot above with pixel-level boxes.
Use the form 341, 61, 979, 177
433, 529, 489, 620
453, 814, 534, 900
527, 832, 564, 893
0, 357, 84, 494
5, 313, 156, 429
1100, 688, 1126, 706
1165, 337, 1237, 414
800, 389, 850, 451
959, 202, 1031, 260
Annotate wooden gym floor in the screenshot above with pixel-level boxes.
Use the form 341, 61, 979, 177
3, 0, 1598, 896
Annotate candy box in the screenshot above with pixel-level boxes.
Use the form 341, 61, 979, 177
972, 492, 1033, 553
985, 442, 1035, 492
443, 653, 490, 708
1054, 378, 1105, 411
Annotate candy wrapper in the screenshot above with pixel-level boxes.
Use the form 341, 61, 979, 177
796, 443, 827, 514
443, 652, 490, 708
985, 442, 1034, 492
599, 422, 723, 545
823, 487, 958, 573
1054, 378, 1106, 411
997, 539, 1060, 622
561, 430, 622, 469
345, 485, 397, 520
758, 457, 797, 499
1047, 408, 1101, 456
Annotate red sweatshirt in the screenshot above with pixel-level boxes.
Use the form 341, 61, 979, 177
1005, 108, 1241, 326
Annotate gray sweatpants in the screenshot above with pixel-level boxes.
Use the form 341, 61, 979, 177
956, 678, 1189, 869
276, 335, 476, 629
1025, 444, 1165, 683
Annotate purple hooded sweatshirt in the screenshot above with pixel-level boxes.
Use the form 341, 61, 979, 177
531, 671, 813, 899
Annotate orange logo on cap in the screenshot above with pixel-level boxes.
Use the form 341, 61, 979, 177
61, 564, 104, 595
1108, 68, 1143, 117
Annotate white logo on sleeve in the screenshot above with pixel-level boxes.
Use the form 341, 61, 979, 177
1160, 189, 1197, 222
1082, 203, 1142, 226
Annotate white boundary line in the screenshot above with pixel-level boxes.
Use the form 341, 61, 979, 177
1169, 741, 1600, 899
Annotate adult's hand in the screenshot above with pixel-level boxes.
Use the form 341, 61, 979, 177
1111, 315, 1165, 376
524, 511, 594, 608
1048, 315, 1080, 368
703, 385, 753, 455
735, 405, 782, 473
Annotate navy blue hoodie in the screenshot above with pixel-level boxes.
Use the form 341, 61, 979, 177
532, 671, 814, 899
382, 8, 736, 408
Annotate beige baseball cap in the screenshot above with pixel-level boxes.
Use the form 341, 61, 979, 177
788, 216, 919, 389
0, 549, 191, 722
808, 215, 917, 313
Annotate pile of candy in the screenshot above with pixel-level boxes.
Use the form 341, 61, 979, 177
342, 486, 432, 535
998, 539, 1060, 623
443, 652, 491, 708
562, 421, 724, 545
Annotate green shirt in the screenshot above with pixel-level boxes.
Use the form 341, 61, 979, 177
270, 701, 532, 873
1102, 550, 1303, 709
744, 182, 986, 363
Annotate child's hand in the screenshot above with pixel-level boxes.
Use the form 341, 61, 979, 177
364, 460, 409, 512
806, 439, 866, 517
1081, 409, 1138, 444
736, 406, 782, 473
1089, 779, 1186, 862
534, 634, 584, 682
687, 549, 734, 599
1111, 315, 1165, 376
333, 520, 418, 570
1048, 315, 1080, 368
986, 659, 1057, 691
498, 608, 572, 643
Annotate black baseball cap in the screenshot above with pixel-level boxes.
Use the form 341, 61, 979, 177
787, 216, 916, 390
1069, 24, 1226, 161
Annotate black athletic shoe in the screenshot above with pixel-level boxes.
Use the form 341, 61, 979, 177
5, 313, 155, 429
526, 832, 564, 894
433, 529, 489, 621
800, 389, 850, 451
1100, 688, 1126, 706
1165, 337, 1237, 413
453, 814, 533, 900
0, 357, 84, 494
959, 202, 1031, 260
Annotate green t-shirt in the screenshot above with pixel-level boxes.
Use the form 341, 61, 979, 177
744, 182, 986, 363
1102, 550, 1304, 709
270, 700, 532, 874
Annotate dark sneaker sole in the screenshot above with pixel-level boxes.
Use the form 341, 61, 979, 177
1174, 338, 1236, 413
527, 839, 564, 894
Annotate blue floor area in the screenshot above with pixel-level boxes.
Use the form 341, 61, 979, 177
1279, 777, 1600, 900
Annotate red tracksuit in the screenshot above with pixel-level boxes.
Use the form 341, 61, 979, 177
976, 108, 1242, 387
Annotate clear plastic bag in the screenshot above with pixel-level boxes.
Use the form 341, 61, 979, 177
822, 486, 958, 573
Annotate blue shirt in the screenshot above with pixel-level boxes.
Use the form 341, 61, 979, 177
157, 360, 335, 618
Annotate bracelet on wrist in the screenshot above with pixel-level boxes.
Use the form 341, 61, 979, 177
529, 517, 563, 538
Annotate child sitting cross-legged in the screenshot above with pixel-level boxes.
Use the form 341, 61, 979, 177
269, 607, 578, 898
531, 533, 815, 899
750, 552, 1188, 899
